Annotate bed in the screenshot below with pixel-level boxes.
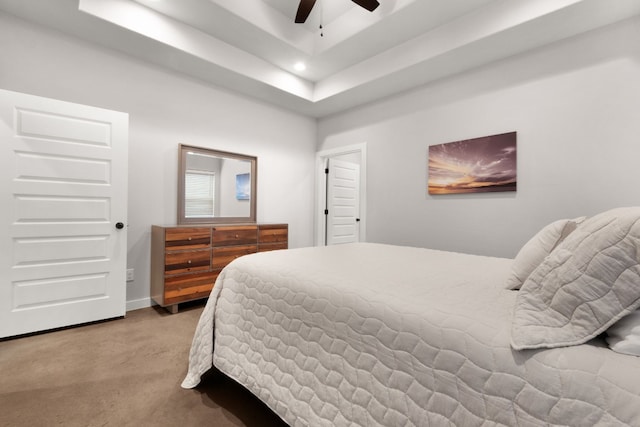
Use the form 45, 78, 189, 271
182, 207, 640, 426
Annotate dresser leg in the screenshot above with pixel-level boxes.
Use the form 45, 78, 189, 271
168, 304, 178, 314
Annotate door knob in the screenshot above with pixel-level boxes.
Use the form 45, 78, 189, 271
115, 222, 125, 230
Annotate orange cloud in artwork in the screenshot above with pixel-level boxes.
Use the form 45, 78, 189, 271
428, 132, 517, 195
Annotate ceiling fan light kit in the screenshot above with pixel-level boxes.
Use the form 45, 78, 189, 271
295, 0, 380, 24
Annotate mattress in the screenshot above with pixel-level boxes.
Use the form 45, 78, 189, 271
182, 243, 640, 426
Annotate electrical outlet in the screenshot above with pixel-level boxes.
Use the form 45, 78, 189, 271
126, 268, 134, 282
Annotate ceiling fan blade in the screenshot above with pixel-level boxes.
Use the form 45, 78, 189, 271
295, 0, 317, 23
351, 0, 380, 12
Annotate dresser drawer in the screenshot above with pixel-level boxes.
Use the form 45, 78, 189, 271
212, 245, 257, 269
165, 227, 211, 250
258, 225, 288, 244
164, 271, 218, 305
212, 226, 258, 246
165, 249, 211, 275
258, 242, 288, 252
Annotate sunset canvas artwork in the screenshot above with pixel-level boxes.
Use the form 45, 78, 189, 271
428, 132, 517, 195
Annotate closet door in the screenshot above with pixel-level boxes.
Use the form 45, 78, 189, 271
326, 158, 360, 245
0, 89, 128, 338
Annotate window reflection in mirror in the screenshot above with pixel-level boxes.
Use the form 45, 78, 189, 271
178, 144, 256, 224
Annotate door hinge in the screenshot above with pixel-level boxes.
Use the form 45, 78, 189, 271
324, 209, 329, 215
325, 168, 329, 174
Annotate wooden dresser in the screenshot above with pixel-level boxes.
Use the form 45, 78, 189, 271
151, 223, 288, 313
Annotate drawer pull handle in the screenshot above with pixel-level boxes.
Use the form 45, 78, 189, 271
235, 234, 239, 238
187, 260, 192, 264
188, 237, 192, 241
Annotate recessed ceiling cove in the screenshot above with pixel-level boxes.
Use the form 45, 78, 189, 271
2, 0, 640, 117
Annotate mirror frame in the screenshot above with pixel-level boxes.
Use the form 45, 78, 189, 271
177, 144, 257, 225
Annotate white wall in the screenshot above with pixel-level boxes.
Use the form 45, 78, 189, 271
0, 13, 317, 309
318, 16, 640, 258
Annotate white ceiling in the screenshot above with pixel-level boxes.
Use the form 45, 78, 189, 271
2, 0, 640, 117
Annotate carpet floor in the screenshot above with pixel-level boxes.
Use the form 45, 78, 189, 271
0, 302, 289, 427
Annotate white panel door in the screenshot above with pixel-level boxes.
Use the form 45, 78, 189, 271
326, 158, 360, 245
0, 89, 128, 338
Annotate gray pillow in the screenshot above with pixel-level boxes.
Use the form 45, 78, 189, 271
511, 207, 640, 350
505, 217, 584, 290
606, 309, 640, 356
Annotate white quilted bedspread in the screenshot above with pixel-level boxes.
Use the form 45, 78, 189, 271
182, 243, 640, 426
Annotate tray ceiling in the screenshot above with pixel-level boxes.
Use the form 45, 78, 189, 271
2, 0, 640, 117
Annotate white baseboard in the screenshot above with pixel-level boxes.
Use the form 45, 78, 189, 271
126, 297, 153, 312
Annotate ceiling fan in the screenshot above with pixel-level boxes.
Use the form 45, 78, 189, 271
295, 0, 380, 23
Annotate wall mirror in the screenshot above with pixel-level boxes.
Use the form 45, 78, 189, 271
178, 144, 257, 224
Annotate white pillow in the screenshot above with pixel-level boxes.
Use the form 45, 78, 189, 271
511, 207, 640, 350
606, 310, 640, 356
505, 217, 585, 290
